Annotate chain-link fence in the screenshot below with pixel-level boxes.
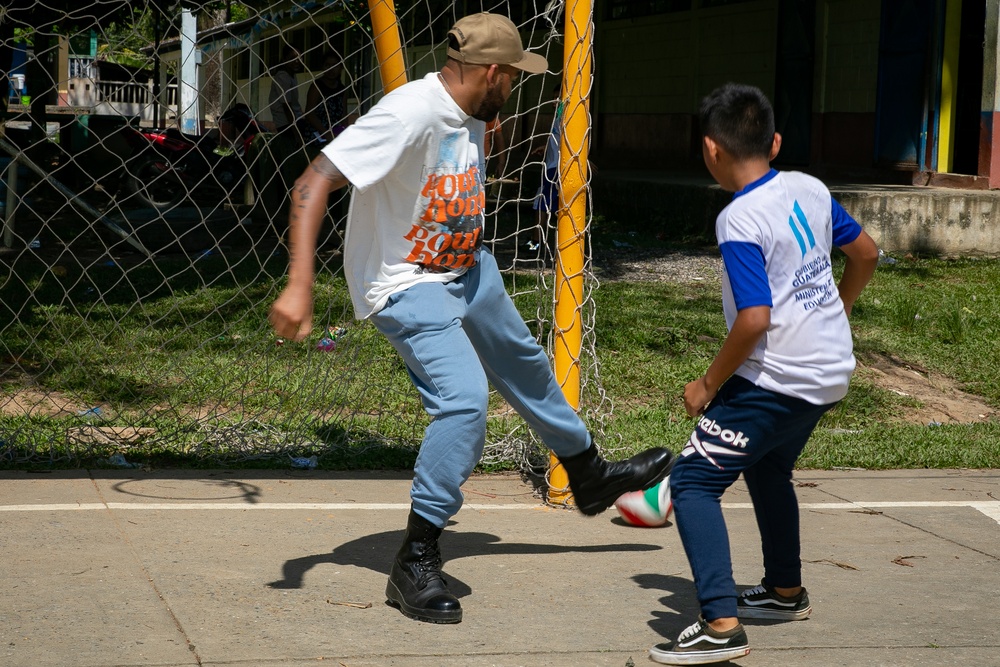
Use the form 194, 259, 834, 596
0, 0, 615, 474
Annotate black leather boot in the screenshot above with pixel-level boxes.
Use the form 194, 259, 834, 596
560, 444, 674, 516
385, 509, 462, 624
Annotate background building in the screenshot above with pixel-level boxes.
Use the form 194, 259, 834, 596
591, 0, 1000, 189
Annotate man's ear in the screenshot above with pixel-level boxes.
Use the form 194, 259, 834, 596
769, 132, 782, 161
485, 63, 500, 85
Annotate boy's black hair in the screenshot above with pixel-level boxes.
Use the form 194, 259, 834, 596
699, 83, 775, 160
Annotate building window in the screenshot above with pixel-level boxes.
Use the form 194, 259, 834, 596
305, 25, 326, 69
236, 49, 250, 80
288, 28, 306, 57
605, 0, 692, 21
699, 0, 757, 8
403, 0, 461, 47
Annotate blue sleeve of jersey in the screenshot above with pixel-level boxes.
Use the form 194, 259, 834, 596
719, 241, 772, 310
831, 199, 862, 247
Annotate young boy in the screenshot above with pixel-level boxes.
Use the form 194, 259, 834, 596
649, 83, 879, 665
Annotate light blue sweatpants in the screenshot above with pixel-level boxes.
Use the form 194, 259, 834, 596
370, 250, 591, 527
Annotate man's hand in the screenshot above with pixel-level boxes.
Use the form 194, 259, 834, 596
267, 153, 349, 342
268, 283, 314, 341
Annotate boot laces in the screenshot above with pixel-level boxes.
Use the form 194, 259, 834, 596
415, 544, 446, 587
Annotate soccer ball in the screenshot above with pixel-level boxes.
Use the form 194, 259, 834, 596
614, 475, 672, 527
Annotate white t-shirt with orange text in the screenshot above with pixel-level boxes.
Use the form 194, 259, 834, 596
322, 73, 486, 319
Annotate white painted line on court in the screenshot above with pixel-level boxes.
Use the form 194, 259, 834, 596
747, 501, 1000, 525
0, 503, 108, 511
0, 500, 998, 526
971, 501, 1000, 525
781, 501, 999, 509
0, 502, 526, 512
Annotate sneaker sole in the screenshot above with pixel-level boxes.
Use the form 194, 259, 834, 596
385, 581, 463, 624
737, 605, 811, 621
576, 455, 676, 516
649, 645, 750, 665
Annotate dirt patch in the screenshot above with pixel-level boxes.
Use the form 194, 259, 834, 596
1, 387, 88, 418
857, 352, 995, 425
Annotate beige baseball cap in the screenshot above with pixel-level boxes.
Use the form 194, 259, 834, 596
447, 13, 548, 74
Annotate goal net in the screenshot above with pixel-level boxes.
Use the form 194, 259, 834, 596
0, 0, 613, 479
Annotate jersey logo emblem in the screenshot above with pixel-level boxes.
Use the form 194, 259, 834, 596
788, 200, 816, 257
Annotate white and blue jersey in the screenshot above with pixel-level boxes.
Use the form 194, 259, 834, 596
716, 169, 863, 405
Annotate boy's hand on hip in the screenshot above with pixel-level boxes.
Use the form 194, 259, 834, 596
269, 285, 314, 341
683, 377, 716, 418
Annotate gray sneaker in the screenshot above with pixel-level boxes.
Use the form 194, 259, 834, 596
649, 616, 750, 665
737, 579, 811, 621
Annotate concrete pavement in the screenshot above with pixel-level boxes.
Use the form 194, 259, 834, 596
1, 468, 998, 667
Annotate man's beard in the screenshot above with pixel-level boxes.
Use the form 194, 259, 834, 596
472, 81, 506, 122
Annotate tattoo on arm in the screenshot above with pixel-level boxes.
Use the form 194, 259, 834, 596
310, 154, 345, 184
294, 182, 311, 203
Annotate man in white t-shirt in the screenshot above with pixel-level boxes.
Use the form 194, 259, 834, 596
268, 13, 674, 624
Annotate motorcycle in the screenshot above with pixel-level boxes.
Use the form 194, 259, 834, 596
121, 104, 260, 209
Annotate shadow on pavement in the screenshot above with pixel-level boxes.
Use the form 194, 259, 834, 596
269, 527, 664, 600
